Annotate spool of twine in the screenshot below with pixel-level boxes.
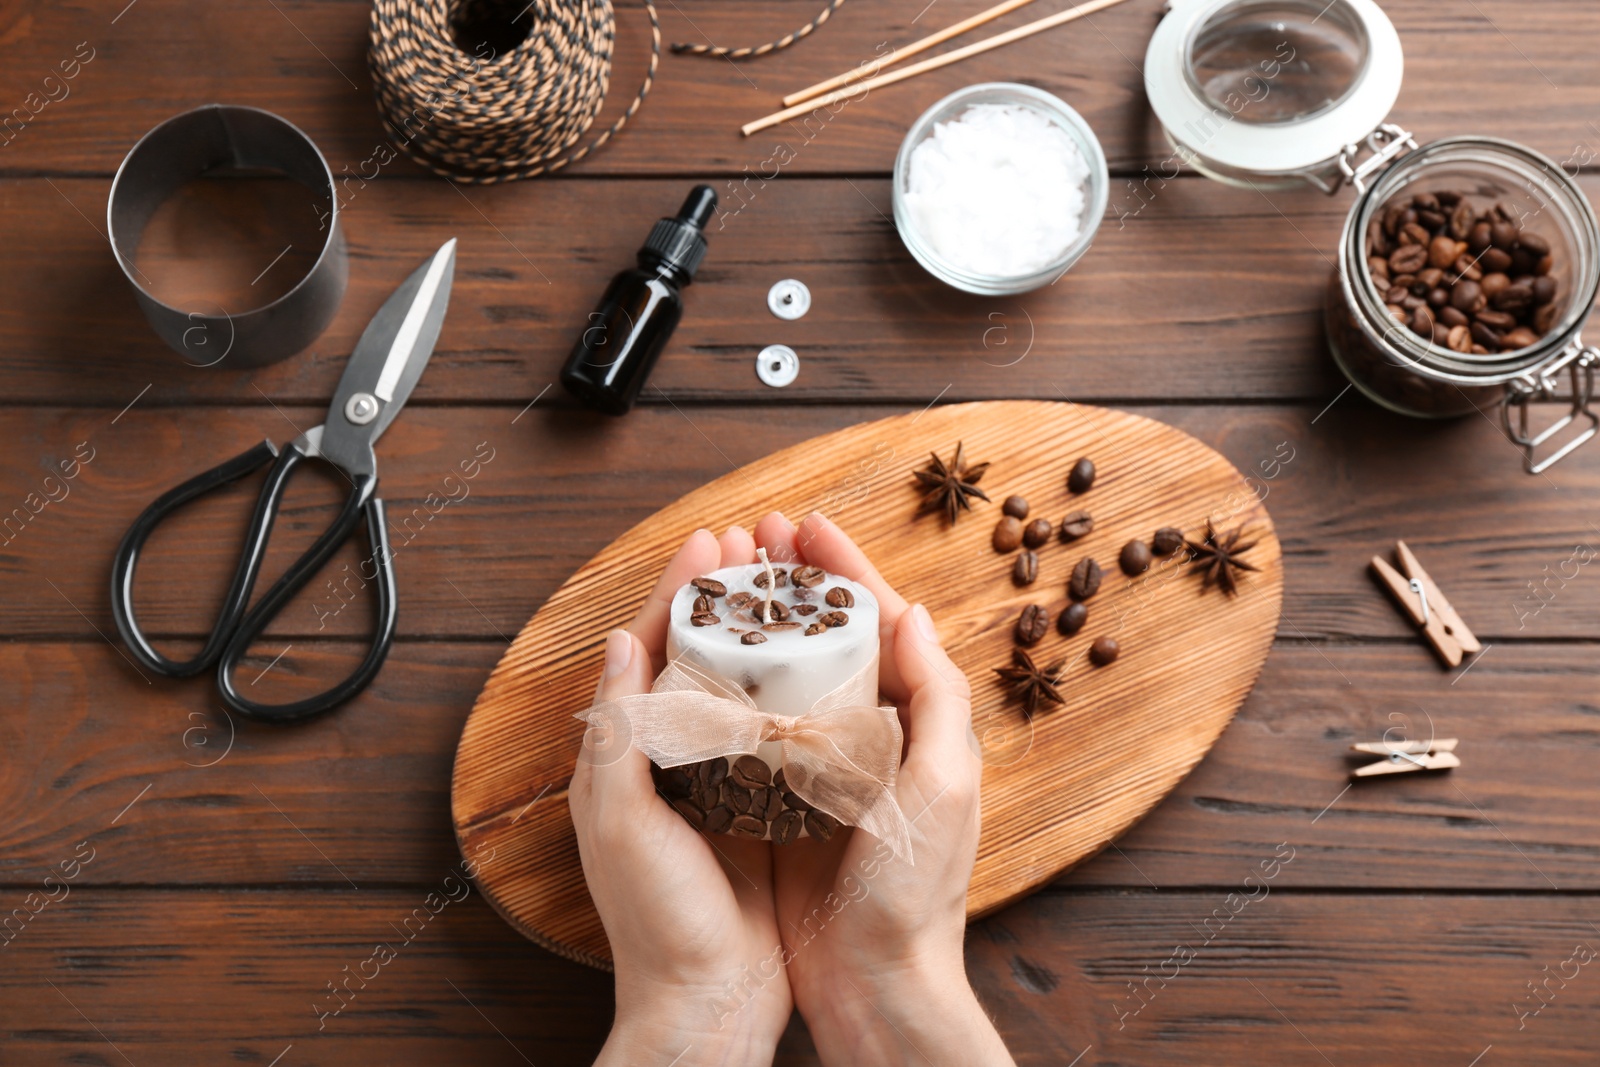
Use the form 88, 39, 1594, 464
368, 0, 659, 184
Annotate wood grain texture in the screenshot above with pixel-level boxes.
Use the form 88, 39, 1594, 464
3, 889, 1596, 1065
1, 1, 1597, 177
452, 400, 1283, 965
11, 174, 1600, 407
5, 402, 1598, 643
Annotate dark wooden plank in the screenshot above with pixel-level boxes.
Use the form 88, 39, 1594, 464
5, 642, 1597, 890
3, 889, 1595, 1064
1, 1, 1597, 178
8, 174, 1600, 406
3, 403, 1598, 641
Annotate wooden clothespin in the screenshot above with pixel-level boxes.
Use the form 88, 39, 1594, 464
1370, 541, 1481, 668
1350, 738, 1460, 777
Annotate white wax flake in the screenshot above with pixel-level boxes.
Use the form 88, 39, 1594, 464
904, 103, 1089, 277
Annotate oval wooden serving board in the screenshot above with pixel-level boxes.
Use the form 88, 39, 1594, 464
452, 400, 1282, 969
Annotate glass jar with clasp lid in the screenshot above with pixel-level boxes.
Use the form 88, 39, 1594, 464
1143, 0, 1599, 473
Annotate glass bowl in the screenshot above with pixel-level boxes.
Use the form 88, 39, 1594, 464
892, 83, 1109, 296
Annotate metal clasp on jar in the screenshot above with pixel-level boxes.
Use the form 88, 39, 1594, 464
1321, 124, 1419, 196
1500, 341, 1599, 474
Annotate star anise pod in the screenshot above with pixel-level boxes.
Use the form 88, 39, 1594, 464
993, 648, 1065, 718
913, 441, 991, 525
1184, 520, 1260, 596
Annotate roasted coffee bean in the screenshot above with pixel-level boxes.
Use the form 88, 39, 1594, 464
1067, 457, 1096, 493
1435, 190, 1461, 207
698, 757, 728, 791
1468, 220, 1493, 252
791, 564, 826, 588
741, 631, 768, 645
729, 814, 768, 839
691, 611, 721, 627
1057, 601, 1088, 636
1476, 308, 1516, 331
804, 623, 828, 636
1519, 231, 1551, 256
1013, 550, 1039, 586
804, 810, 840, 842
1400, 221, 1431, 247
1437, 305, 1469, 329
660, 766, 694, 799
1369, 255, 1390, 280
1017, 518, 1048, 549
817, 610, 849, 627
1535, 301, 1561, 334
1470, 321, 1502, 349
723, 781, 753, 814
1479, 246, 1512, 274
761, 787, 784, 821
672, 798, 707, 829
1015, 604, 1049, 646
1409, 305, 1435, 338
1532, 275, 1558, 305
1002, 495, 1030, 519
1428, 235, 1462, 270
1447, 324, 1473, 353
767, 600, 791, 622
1480, 272, 1511, 299
1417, 209, 1446, 231
1089, 636, 1120, 666
770, 809, 804, 845
693, 593, 715, 613
825, 586, 855, 608
1431, 321, 1452, 347
752, 568, 788, 589
763, 621, 803, 632
1069, 557, 1103, 600
1401, 294, 1425, 312
1490, 220, 1519, 250
703, 805, 734, 833
1492, 284, 1533, 315
730, 755, 771, 788
1384, 283, 1408, 305
1389, 245, 1427, 274
1425, 287, 1450, 309
1503, 327, 1539, 349
690, 577, 727, 597
1059, 510, 1095, 541
1449, 199, 1476, 239
992, 516, 1024, 553
781, 789, 811, 811
726, 591, 755, 609
1152, 526, 1186, 556
1120, 539, 1152, 576
793, 603, 819, 616
1450, 279, 1485, 314
1451, 254, 1483, 282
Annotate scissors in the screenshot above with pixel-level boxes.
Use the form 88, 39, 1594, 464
110, 239, 458, 723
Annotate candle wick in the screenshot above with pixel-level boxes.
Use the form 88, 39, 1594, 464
756, 547, 775, 625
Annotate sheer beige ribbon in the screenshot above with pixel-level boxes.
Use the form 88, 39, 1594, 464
577, 656, 913, 862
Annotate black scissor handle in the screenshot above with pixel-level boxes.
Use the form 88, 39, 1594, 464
217, 489, 397, 723
110, 439, 283, 677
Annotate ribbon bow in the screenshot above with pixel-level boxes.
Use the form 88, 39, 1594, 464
578, 655, 913, 862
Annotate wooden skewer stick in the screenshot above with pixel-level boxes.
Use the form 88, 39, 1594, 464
742, 0, 1133, 137
782, 0, 1048, 108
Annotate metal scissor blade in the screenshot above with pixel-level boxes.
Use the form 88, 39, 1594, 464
321, 239, 457, 465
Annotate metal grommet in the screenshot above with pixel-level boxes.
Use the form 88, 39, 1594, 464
756, 345, 799, 387
767, 279, 811, 320
345, 391, 380, 425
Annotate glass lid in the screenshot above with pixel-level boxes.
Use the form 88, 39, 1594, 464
1145, 0, 1403, 179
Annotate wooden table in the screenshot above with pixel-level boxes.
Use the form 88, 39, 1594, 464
3, 1, 1598, 1063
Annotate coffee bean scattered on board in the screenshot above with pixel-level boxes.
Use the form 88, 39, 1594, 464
752, 568, 788, 589
1022, 517, 1053, 548
741, 631, 768, 645
1059, 510, 1094, 542
691, 612, 721, 627
825, 586, 855, 608
731, 755, 771, 788
993, 516, 1024, 553
1152, 527, 1186, 556
703, 806, 734, 833
1089, 636, 1120, 666
1120, 539, 1153, 576
690, 577, 727, 597
1003, 495, 1030, 519
791, 565, 826, 588
771, 809, 804, 845
1013, 550, 1039, 586
1067, 457, 1096, 493
1015, 604, 1049, 646
693, 593, 714, 613
818, 611, 849, 627
1058, 601, 1088, 636
804, 810, 840, 842
1068, 557, 1103, 600
804, 623, 828, 635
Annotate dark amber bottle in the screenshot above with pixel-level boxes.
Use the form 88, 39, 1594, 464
560, 185, 717, 415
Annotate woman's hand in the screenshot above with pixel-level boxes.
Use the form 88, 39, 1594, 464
754, 511, 1015, 1067
570, 526, 792, 1066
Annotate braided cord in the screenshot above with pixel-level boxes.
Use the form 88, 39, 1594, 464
369, 0, 660, 185
670, 0, 845, 60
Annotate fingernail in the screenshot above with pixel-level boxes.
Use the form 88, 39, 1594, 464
603, 630, 633, 679
911, 603, 938, 642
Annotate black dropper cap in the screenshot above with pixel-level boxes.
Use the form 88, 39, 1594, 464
640, 185, 717, 283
